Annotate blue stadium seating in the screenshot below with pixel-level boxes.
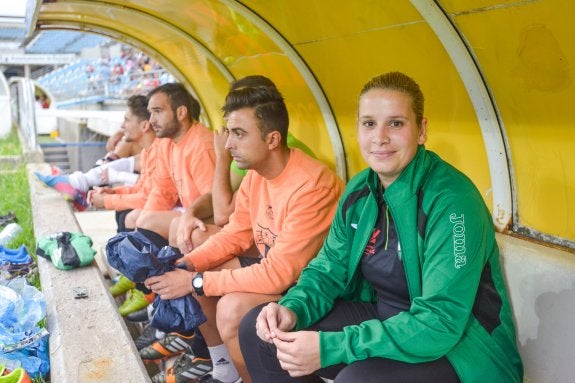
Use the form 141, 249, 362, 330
26, 30, 108, 54
36, 50, 174, 102
0, 27, 26, 40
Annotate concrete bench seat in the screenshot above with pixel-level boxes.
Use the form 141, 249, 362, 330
498, 234, 575, 383
28, 163, 150, 383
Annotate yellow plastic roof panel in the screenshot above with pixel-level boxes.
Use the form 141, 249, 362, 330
36, 0, 345, 178
104, 0, 344, 176
36, 1, 234, 128
242, 0, 494, 207
445, 0, 575, 243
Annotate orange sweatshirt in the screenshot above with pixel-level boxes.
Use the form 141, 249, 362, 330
182, 149, 344, 296
103, 138, 161, 211
144, 123, 215, 211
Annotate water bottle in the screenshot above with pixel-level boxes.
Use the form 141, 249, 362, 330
0, 222, 23, 246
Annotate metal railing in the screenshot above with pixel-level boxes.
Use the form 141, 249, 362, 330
9, 77, 37, 151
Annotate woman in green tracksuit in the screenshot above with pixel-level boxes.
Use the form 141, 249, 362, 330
239, 72, 523, 382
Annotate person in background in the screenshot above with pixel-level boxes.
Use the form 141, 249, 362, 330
87, 94, 157, 233
145, 85, 344, 383
35, 99, 148, 210
104, 83, 215, 322
240, 71, 523, 383
109, 81, 215, 321
134, 82, 216, 242
100, 128, 142, 165
173, 75, 317, 254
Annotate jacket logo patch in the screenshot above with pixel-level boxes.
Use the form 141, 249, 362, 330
363, 228, 381, 257
450, 213, 467, 269
351, 223, 358, 229
255, 224, 277, 257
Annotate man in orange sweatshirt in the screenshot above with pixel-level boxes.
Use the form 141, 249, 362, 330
134, 83, 216, 241
146, 85, 344, 383
88, 94, 157, 232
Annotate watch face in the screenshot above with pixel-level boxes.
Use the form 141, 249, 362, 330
193, 276, 203, 288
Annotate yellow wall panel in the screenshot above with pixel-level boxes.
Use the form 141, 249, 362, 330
451, 0, 575, 240
242, 0, 423, 43
285, 17, 493, 206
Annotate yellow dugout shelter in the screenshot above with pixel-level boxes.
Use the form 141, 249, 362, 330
23, 1, 575, 381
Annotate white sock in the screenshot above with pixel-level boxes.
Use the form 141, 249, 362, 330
107, 156, 136, 173
107, 168, 139, 185
208, 344, 239, 382
68, 171, 91, 192
155, 329, 165, 340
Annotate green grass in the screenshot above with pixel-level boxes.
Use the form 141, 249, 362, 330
1, 128, 47, 383
0, 128, 23, 156
0, 163, 34, 252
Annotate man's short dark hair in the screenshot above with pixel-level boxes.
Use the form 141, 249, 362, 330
148, 83, 201, 121
127, 95, 150, 121
222, 86, 288, 145
229, 75, 276, 91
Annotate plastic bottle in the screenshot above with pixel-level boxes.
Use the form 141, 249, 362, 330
0, 222, 23, 246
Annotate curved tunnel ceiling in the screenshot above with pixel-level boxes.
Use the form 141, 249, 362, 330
34, 0, 346, 179
30, 0, 575, 250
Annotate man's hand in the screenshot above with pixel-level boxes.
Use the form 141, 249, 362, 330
176, 211, 207, 254
255, 302, 297, 342
89, 192, 105, 208
214, 126, 232, 164
145, 268, 195, 299
87, 186, 115, 208
273, 330, 321, 377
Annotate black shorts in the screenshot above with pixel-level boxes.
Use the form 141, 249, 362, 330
238, 256, 261, 268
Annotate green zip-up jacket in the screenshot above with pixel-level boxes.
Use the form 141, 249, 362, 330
279, 146, 523, 383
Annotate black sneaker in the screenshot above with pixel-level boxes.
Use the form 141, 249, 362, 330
139, 331, 195, 361
151, 352, 212, 383
0, 211, 17, 229
134, 324, 159, 351
126, 307, 150, 322
198, 373, 242, 383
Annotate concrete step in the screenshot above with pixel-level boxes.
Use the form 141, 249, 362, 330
40, 144, 71, 170
43, 153, 68, 160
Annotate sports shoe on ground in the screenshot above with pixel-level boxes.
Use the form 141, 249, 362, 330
134, 324, 161, 351
34, 172, 88, 209
0, 245, 32, 265
0, 262, 33, 279
151, 353, 212, 383
0, 211, 17, 229
0, 367, 33, 383
109, 275, 136, 297
126, 307, 150, 322
118, 289, 154, 316
197, 373, 242, 383
139, 332, 196, 361
0, 244, 27, 256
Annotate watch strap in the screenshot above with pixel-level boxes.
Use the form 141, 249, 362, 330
192, 272, 204, 296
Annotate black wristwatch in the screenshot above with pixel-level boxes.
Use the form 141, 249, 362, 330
192, 272, 204, 296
